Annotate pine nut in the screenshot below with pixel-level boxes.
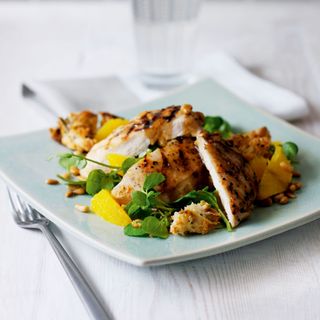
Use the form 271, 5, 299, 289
75, 204, 90, 213
65, 190, 74, 197
285, 192, 296, 199
273, 193, 284, 202
73, 187, 85, 195
46, 179, 59, 185
279, 196, 289, 205
61, 172, 71, 179
70, 166, 80, 176
289, 183, 297, 192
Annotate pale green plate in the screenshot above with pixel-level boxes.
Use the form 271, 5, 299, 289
0, 79, 319, 266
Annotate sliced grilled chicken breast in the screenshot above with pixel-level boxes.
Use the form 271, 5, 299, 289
111, 137, 210, 205
80, 105, 204, 177
196, 132, 258, 228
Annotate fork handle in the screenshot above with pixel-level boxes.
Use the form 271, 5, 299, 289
40, 224, 113, 320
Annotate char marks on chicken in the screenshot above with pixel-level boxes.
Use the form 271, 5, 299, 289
196, 131, 258, 228
111, 137, 210, 205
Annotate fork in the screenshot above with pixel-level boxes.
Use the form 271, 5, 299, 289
7, 188, 113, 320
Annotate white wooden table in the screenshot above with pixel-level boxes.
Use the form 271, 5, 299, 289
1, 2, 320, 320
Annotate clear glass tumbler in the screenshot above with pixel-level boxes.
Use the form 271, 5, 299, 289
132, 0, 202, 88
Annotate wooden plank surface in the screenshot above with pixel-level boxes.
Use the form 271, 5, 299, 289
0, 2, 320, 320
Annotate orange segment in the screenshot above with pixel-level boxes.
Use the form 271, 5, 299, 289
257, 144, 293, 200
91, 190, 131, 226
95, 118, 129, 141
106, 154, 128, 175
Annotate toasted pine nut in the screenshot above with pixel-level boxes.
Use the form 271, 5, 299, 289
279, 196, 289, 205
295, 182, 303, 190
181, 104, 192, 115
46, 179, 59, 185
285, 192, 296, 199
70, 166, 80, 176
73, 187, 85, 195
65, 190, 74, 198
75, 204, 90, 213
61, 172, 71, 179
132, 219, 142, 228
273, 193, 285, 202
289, 183, 297, 192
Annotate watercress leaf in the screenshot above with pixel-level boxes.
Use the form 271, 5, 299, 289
126, 202, 140, 216
86, 169, 120, 196
203, 116, 233, 138
220, 121, 232, 138
121, 157, 139, 174
124, 223, 148, 237
147, 190, 161, 207
218, 210, 232, 232
131, 191, 148, 207
141, 216, 169, 239
203, 116, 224, 133
77, 158, 87, 169
174, 188, 218, 208
86, 169, 107, 195
58, 153, 87, 171
143, 172, 166, 192
282, 141, 299, 162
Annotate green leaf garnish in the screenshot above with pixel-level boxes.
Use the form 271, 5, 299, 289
121, 157, 140, 174
57, 153, 120, 171
131, 191, 148, 208
124, 217, 169, 239
203, 116, 233, 138
124, 223, 148, 237
143, 172, 166, 192
125, 173, 169, 220
86, 169, 121, 196
282, 141, 299, 162
141, 216, 169, 239
58, 153, 87, 171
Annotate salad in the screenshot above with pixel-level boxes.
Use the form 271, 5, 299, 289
48, 105, 302, 239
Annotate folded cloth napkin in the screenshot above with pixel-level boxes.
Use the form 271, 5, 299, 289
22, 76, 141, 122
22, 53, 308, 121
196, 53, 309, 121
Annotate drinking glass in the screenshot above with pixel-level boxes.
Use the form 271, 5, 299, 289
132, 0, 202, 88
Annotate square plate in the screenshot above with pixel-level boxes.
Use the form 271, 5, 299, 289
1, 79, 319, 266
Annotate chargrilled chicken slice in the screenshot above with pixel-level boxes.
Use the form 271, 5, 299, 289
80, 105, 204, 177
228, 127, 272, 161
111, 137, 210, 205
50, 111, 98, 153
49, 110, 122, 153
196, 132, 258, 228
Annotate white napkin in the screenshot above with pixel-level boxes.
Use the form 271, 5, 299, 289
22, 76, 141, 122
196, 53, 309, 121
22, 53, 309, 121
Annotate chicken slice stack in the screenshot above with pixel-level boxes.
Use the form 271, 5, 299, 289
111, 137, 210, 204
80, 104, 204, 177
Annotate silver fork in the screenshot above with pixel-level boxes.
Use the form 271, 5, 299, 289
7, 188, 113, 320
